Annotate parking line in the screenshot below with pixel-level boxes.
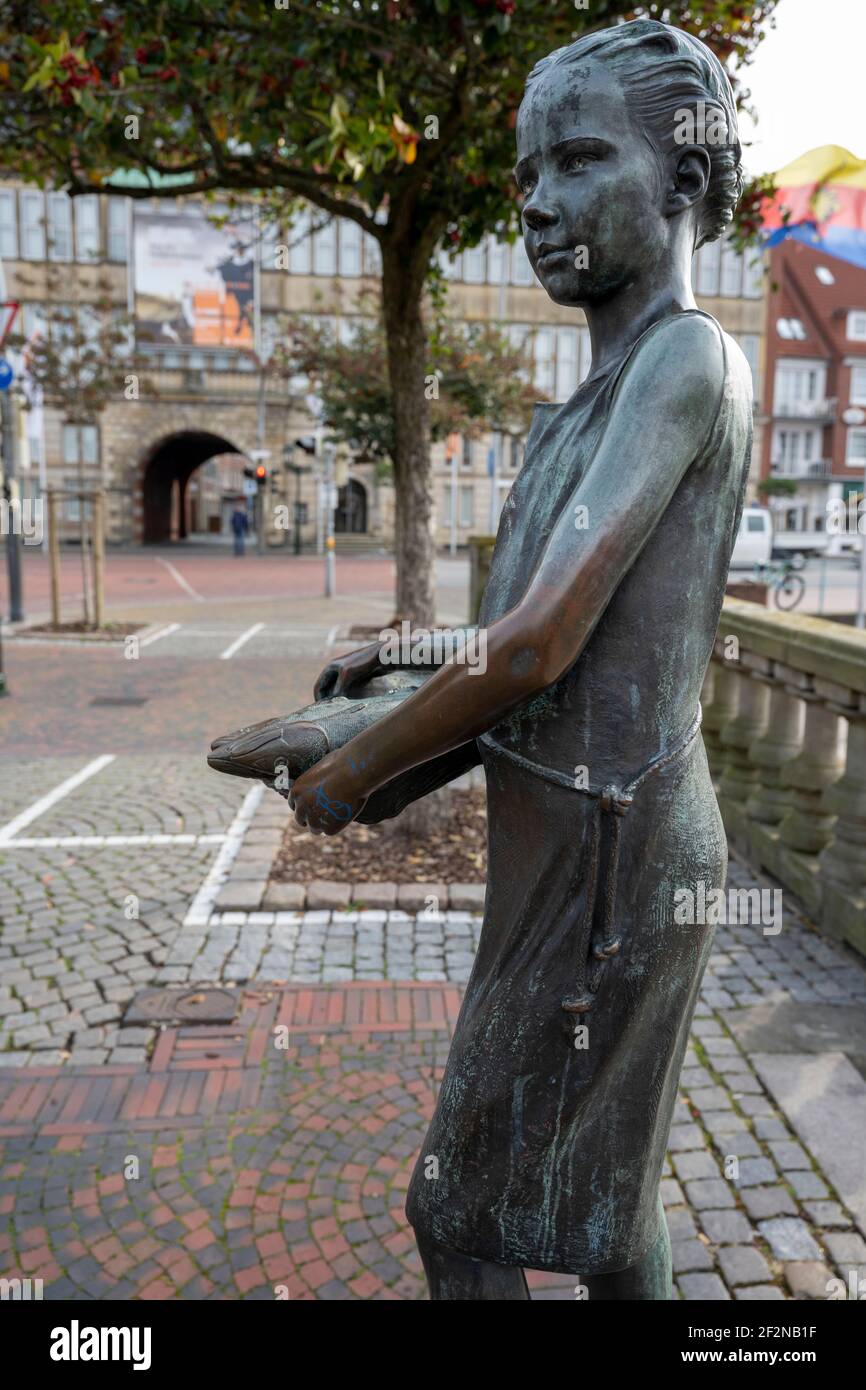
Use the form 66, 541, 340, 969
184, 782, 264, 926
139, 622, 182, 648
219, 622, 265, 660
0, 754, 116, 845
4, 833, 226, 849
156, 557, 205, 602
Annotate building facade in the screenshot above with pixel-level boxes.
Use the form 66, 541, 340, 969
0, 183, 765, 550
760, 237, 866, 537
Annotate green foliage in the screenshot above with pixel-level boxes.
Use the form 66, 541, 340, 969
9, 262, 149, 422
0, 0, 780, 261
757, 477, 798, 498
275, 293, 538, 467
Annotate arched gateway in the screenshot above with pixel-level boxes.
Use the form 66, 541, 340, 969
137, 430, 242, 543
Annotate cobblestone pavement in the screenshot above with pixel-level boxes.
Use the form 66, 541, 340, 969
1, 980, 865, 1301
2, 629, 865, 1300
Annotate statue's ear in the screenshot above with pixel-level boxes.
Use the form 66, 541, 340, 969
665, 146, 711, 219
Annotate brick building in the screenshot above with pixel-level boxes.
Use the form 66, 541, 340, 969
0, 182, 766, 550
760, 237, 866, 535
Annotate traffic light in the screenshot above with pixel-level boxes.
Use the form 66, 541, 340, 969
255, 463, 267, 482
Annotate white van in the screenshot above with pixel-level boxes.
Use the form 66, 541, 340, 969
730, 505, 772, 569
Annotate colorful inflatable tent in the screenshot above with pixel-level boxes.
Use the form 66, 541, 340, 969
763, 145, 866, 271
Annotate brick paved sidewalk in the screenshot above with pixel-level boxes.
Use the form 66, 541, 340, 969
2, 978, 865, 1301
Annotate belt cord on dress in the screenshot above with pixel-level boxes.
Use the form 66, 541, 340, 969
478, 707, 703, 1026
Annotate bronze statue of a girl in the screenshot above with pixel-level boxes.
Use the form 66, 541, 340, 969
210, 19, 753, 1300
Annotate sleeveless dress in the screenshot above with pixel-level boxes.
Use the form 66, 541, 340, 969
404, 309, 753, 1274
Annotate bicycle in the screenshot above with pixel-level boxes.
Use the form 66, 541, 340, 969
753, 559, 806, 611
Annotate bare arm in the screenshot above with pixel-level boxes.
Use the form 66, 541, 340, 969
293, 315, 725, 830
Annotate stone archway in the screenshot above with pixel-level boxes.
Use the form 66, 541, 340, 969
139, 430, 242, 543
335, 477, 368, 534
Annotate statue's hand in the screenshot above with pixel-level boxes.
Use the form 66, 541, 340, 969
289, 746, 370, 835
313, 642, 383, 701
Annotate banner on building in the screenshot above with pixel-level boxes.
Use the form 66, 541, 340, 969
132, 209, 256, 351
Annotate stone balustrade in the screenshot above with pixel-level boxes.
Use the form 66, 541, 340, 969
704, 598, 866, 958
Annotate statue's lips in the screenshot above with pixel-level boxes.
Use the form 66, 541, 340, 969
535, 247, 573, 269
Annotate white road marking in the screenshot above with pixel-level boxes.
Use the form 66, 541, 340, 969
139, 622, 182, 648
184, 782, 264, 926
0, 754, 116, 845
219, 622, 265, 660
4, 833, 226, 848
327, 624, 340, 647
156, 557, 205, 602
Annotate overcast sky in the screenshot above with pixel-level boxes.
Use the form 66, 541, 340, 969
736, 0, 865, 177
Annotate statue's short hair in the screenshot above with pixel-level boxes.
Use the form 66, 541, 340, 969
524, 19, 743, 248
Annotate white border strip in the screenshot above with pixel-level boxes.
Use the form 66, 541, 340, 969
183, 782, 264, 926
0, 754, 116, 845
156, 558, 205, 603
2, 833, 227, 849
219, 622, 264, 660
139, 622, 182, 648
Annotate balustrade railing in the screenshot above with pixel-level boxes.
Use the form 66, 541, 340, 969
704, 598, 866, 957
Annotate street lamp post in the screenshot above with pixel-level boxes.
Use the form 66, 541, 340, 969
323, 439, 336, 598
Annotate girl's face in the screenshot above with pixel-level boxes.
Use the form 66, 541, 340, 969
515, 58, 669, 307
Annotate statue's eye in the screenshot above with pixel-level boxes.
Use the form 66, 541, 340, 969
564, 153, 589, 173
517, 175, 536, 196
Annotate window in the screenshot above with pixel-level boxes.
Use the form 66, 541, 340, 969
850, 364, 866, 406
74, 195, 100, 260
462, 243, 486, 283
696, 239, 720, 296
815, 265, 835, 286
21, 303, 46, 340
774, 361, 826, 414
578, 327, 592, 384
720, 240, 742, 297
461, 436, 473, 470
743, 249, 764, 299
747, 514, 765, 533
312, 219, 337, 275
511, 238, 534, 286
534, 328, 555, 396
442, 484, 454, 526
773, 427, 819, 471
459, 485, 474, 527
19, 190, 45, 259
288, 208, 312, 273
847, 428, 866, 465
777, 317, 806, 340
338, 221, 362, 277
487, 238, 509, 285
46, 194, 72, 260
64, 478, 82, 522
509, 437, 522, 471
107, 198, 129, 261
847, 311, 866, 342
62, 423, 99, 466
555, 327, 579, 401
363, 232, 382, 275
0, 190, 17, 258
737, 333, 760, 399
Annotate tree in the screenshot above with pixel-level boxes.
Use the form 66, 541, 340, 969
10, 260, 148, 623
0, 0, 780, 622
276, 292, 538, 472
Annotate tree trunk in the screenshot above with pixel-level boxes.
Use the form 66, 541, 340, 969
381, 242, 436, 628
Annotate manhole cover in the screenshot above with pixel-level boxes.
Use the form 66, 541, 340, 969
90, 696, 149, 706
125, 986, 238, 1024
